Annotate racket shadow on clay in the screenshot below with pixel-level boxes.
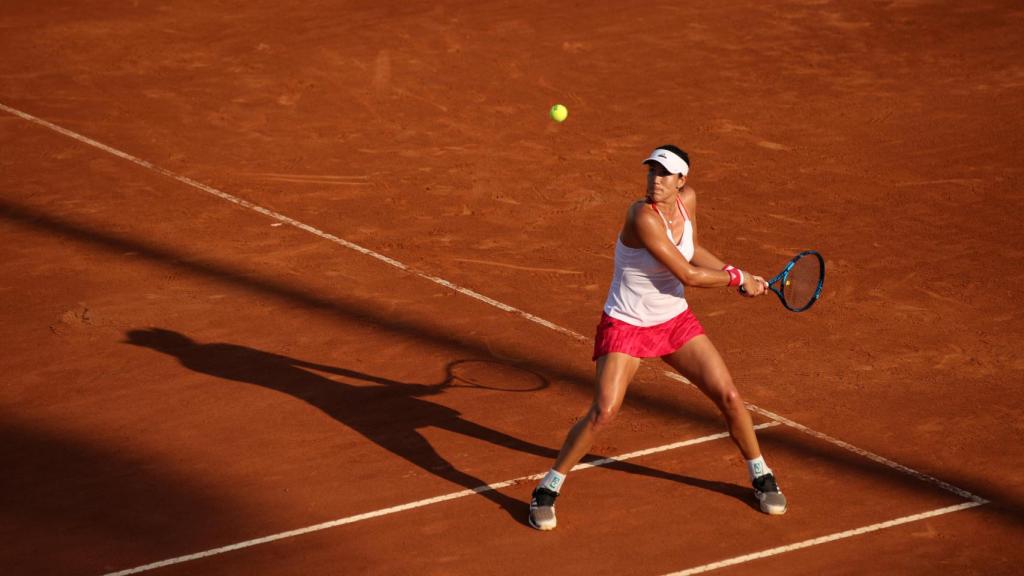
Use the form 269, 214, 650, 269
124, 328, 760, 524
439, 359, 550, 392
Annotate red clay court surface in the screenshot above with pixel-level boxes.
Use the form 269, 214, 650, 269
2, 2, 1023, 575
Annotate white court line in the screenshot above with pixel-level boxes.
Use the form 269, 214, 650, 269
660, 373, 989, 505
101, 424, 778, 576
0, 103, 990, 573
0, 102, 586, 344
0, 100, 982, 501
664, 500, 986, 576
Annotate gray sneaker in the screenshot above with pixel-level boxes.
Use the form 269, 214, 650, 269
528, 487, 559, 530
753, 473, 788, 515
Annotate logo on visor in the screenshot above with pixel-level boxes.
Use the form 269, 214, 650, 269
657, 152, 667, 158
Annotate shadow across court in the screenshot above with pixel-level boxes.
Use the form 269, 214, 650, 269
5, 200, 1016, 526
124, 328, 759, 524
0, 413, 248, 575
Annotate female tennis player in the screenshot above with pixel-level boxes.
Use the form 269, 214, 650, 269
528, 145, 787, 531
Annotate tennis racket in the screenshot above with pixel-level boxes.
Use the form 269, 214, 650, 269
742, 250, 825, 312
440, 359, 549, 392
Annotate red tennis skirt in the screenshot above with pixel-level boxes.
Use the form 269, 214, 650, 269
593, 308, 705, 360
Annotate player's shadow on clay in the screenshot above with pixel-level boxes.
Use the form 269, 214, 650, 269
123, 328, 758, 524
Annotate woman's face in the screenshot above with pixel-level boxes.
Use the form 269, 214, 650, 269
645, 162, 684, 202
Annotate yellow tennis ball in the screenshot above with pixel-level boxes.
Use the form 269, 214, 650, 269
550, 104, 568, 122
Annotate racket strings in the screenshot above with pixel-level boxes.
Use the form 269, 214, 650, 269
782, 256, 823, 310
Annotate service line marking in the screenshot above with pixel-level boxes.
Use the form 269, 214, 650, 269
0, 103, 989, 574
102, 424, 779, 576
664, 500, 986, 576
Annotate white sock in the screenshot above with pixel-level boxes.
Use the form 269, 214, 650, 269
538, 469, 566, 493
747, 456, 772, 481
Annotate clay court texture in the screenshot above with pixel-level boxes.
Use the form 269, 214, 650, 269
2, 1, 1023, 575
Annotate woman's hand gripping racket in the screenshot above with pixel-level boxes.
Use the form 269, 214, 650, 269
741, 250, 825, 312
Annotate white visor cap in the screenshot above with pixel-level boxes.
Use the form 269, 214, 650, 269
642, 148, 689, 176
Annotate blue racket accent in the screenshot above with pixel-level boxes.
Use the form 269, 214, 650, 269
766, 250, 825, 312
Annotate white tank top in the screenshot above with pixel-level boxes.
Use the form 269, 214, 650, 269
603, 196, 695, 327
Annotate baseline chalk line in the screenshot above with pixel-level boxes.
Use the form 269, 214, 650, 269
101, 424, 777, 576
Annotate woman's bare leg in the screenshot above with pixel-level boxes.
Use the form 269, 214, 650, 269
661, 335, 760, 459
530, 352, 640, 530
663, 334, 787, 514
552, 352, 641, 473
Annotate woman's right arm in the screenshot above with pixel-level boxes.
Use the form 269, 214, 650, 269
630, 205, 737, 289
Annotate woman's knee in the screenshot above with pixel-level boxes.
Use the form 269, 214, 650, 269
723, 387, 744, 410
588, 403, 620, 429
715, 385, 748, 416
705, 374, 742, 411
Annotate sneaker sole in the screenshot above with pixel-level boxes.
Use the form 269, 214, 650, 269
756, 493, 788, 515
757, 494, 786, 516
528, 514, 556, 531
